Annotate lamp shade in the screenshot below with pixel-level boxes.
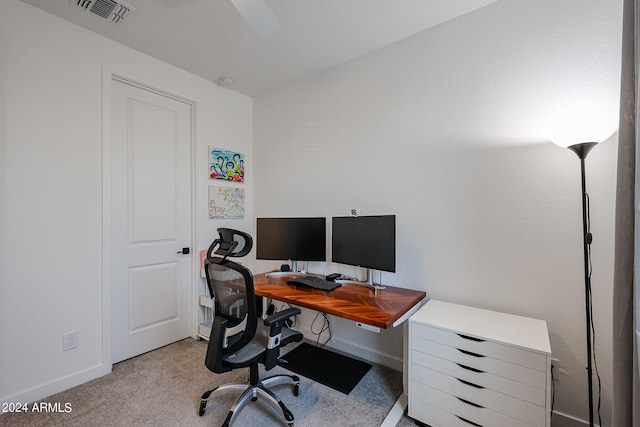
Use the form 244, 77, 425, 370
549, 105, 618, 148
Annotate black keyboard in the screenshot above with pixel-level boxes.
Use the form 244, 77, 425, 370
286, 275, 341, 291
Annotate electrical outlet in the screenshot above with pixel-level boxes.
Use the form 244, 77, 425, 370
551, 358, 559, 380
63, 332, 77, 351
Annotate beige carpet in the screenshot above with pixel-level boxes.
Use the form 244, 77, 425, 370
0, 338, 418, 427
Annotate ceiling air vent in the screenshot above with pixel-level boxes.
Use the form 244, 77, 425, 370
69, 0, 134, 25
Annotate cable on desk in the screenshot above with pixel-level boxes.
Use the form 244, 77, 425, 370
311, 312, 331, 348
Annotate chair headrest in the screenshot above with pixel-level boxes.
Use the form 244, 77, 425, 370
208, 228, 253, 258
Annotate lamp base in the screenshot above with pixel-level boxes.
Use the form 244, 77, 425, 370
567, 142, 598, 159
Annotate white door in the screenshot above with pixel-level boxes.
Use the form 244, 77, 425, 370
110, 78, 192, 363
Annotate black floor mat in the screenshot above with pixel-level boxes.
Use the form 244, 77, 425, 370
278, 343, 372, 394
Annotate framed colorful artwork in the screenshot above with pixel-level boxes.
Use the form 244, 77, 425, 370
208, 186, 245, 219
209, 147, 245, 182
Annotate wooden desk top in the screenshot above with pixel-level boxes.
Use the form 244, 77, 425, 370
253, 272, 427, 329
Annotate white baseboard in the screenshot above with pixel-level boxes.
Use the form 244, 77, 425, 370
1, 363, 111, 407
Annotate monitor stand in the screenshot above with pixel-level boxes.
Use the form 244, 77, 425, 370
265, 260, 306, 277
336, 268, 386, 291
266, 271, 304, 278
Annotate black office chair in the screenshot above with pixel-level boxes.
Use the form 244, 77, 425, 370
199, 228, 303, 427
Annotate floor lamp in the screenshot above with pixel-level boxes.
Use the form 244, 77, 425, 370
552, 139, 599, 427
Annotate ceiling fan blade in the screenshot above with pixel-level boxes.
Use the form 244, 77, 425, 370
230, 0, 279, 36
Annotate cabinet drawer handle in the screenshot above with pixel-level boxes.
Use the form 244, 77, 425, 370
456, 415, 483, 426
456, 363, 484, 373
456, 378, 484, 389
457, 333, 485, 342
457, 348, 485, 358
456, 396, 484, 408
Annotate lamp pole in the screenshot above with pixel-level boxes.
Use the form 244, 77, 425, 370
567, 141, 597, 427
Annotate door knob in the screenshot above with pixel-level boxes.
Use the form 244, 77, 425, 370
177, 247, 190, 255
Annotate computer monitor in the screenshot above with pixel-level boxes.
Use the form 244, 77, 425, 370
331, 215, 396, 287
256, 217, 326, 274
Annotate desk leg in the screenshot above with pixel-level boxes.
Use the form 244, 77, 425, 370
381, 322, 409, 427
380, 392, 407, 427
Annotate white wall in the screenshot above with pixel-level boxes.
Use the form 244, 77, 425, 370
0, 0, 252, 405
253, 0, 622, 425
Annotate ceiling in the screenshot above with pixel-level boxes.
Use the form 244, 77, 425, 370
22, 0, 498, 96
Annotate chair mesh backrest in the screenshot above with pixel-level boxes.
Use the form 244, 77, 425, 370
205, 257, 257, 354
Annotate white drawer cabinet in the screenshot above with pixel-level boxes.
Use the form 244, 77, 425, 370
408, 300, 551, 427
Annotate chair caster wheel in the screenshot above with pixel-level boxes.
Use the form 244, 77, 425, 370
198, 400, 207, 416
293, 384, 299, 396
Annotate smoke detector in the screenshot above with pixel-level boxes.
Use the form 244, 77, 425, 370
68, 0, 134, 25
215, 77, 235, 88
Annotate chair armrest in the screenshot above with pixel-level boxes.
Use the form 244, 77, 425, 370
262, 308, 301, 370
264, 308, 301, 326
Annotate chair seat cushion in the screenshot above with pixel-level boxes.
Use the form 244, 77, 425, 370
222, 339, 265, 366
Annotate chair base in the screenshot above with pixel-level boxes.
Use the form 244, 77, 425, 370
199, 373, 300, 427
